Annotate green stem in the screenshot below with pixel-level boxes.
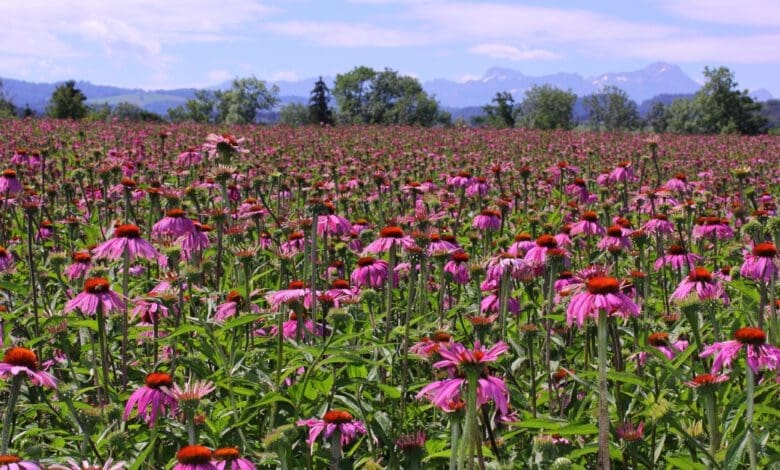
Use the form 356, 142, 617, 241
597, 310, 612, 470
704, 392, 720, 461
746, 365, 756, 470
121, 247, 130, 391
400, 255, 418, 421
450, 415, 461, 470
330, 430, 342, 470
96, 303, 111, 403
0, 375, 23, 454
459, 371, 479, 470
384, 245, 397, 345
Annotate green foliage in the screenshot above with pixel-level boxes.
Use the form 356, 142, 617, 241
583, 85, 640, 131
279, 102, 311, 126
647, 101, 668, 133
761, 100, 780, 133
46, 80, 87, 119
665, 67, 767, 135
168, 77, 278, 124
517, 85, 577, 130
309, 76, 334, 125
0, 80, 16, 118
333, 66, 450, 126
481, 91, 516, 128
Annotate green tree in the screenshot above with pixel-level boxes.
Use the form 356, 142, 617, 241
168, 90, 218, 123
46, 80, 87, 119
665, 98, 703, 134
111, 102, 164, 122
215, 76, 279, 124
583, 85, 640, 131
279, 103, 311, 126
695, 66, 766, 134
646, 101, 668, 133
333, 66, 449, 126
482, 92, 516, 128
0, 80, 16, 118
517, 85, 577, 130
309, 77, 334, 125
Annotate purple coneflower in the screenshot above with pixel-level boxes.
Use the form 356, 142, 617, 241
616, 421, 644, 442
700, 327, 780, 374
524, 234, 569, 271
471, 209, 501, 232
123, 372, 178, 427
93, 224, 159, 262
0, 455, 40, 469
0, 247, 13, 272
174, 445, 216, 470
49, 458, 126, 470
570, 211, 605, 238
152, 208, 196, 238
0, 347, 57, 389
297, 409, 367, 450
179, 222, 212, 260
670, 267, 727, 304
280, 231, 306, 256
739, 242, 778, 282
212, 448, 256, 470
64, 278, 125, 315
654, 244, 701, 271
444, 251, 470, 284
317, 203, 352, 237
363, 226, 416, 254
265, 281, 313, 311
64, 252, 92, 281
351, 257, 389, 289
409, 331, 453, 359
597, 225, 632, 253
641, 214, 675, 236
507, 233, 535, 257
0, 170, 23, 195
692, 216, 733, 240
566, 276, 640, 327
685, 373, 729, 391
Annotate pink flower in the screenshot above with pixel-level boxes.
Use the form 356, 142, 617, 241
64, 252, 92, 281
212, 448, 256, 470
49, 458, 125, 470
616, 421, 644, 442
123, 372, 178, 427
0, 455, 40, 469
174, 445, 217, 470
0, 169, 23, 195
64, 278, 125, 315
641, 214, 675, 236
0, 347, 57, 389
472, 210, 501, 232
152, 208, 196, 238
297, 410, 367, 450
570, 211, 605, 238
363, 226, 416, 254
596, 225, 632, 253
653, 245, 701, 271
0, 247, 13, 272
670, 267, 727, 304
700, 327, 780, 374
444, 251, 470, 284
566, 276, 640, 327
351, 257, 389, 289
739, 242, 778, 282
93, 224, 159, 262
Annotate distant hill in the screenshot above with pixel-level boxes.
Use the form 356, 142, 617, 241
1, 63, 772, 119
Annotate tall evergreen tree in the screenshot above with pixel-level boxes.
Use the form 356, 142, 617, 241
46, 80, 87, 119
309, 76, 334, 125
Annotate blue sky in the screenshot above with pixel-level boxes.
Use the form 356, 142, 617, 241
1, 0, 779, 95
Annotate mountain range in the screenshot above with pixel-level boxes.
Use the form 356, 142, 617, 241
1, 62, 773, 117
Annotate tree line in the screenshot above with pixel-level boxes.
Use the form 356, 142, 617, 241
0, 66, 775, 134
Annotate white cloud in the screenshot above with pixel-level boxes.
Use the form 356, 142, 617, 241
468, 43, 560, 61
611, 34, 780, 63
454, 73, 481, 83
661, 0, 780, 27
269, 71, 300, 82
208, 70, 233, 83
265, 21, 429, 47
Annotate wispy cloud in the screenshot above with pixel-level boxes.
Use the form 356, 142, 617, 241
661, 0, 780, 27
468, 43, 560, 61
265, 21, 428, 47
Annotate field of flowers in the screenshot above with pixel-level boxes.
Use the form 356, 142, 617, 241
0, 119, 778, 469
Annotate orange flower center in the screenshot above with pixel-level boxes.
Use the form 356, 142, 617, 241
331, 279, 350, 289
177, 445, 212, 464
2, 347, 38, 370
688, 267, 712, 283
735, 327, 766, 345
690, 374, 721, 386
213, 447, 241, 461
753, 242, 778, 258
84, 277, 110, 294
288, 231, 304, 241
226, 290, 243, 304
2, 169, 16, 178
0, 455, 21, 465
536, 234, 557, 248
145, 372, 174, 389
432, 331, 452, 342
323, 410, 354, 423
514, 233, 531, 242
606, 226, 623, 237
356, 257, 376, 267
73, 252, 91, 263
479, 209, 500, 218
451, 252, 470, 262
582, 211, 599, 222
586, 276, 620, 295
379, 226, 405, 238
667, 244, 687, 255
115, 224, 141, 238
165, 208, 186, 218
647, 332, 669, 346
288, 280, 305, 289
